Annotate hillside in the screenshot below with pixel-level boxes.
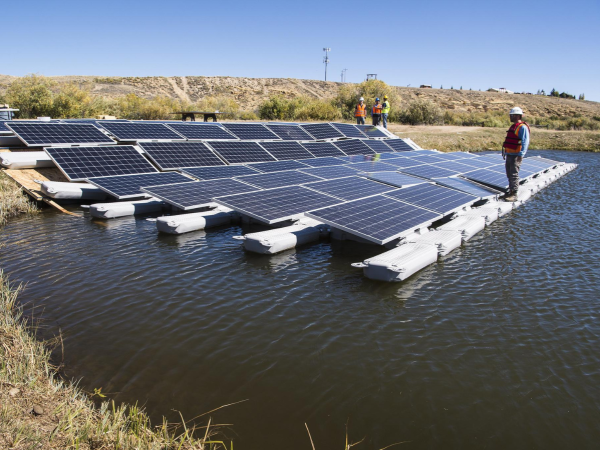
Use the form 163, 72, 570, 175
1, 75, 598, 119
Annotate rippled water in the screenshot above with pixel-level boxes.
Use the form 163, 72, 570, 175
2, 150, 599, 449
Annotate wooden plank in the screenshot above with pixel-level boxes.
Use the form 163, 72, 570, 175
3, 168, 68, 201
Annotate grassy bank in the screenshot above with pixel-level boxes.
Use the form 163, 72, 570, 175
0, 171, 38, 226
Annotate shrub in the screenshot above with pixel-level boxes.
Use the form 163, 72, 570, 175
238, 111, 259, 120
398, 99, 443, 125
4, 74, 55, 118
334, 79, 401, 122
258, 96, 341, 121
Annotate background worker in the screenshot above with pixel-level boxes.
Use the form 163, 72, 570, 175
372, 98, 382, 126
354, 97, 366, 125
502, 106, 530, 202
381, 95, 390, 129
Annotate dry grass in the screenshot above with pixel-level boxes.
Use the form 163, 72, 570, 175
0, 171, 38, 226
0, 271, 225, 449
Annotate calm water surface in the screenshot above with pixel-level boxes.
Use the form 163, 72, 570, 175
2, 150, 599, 449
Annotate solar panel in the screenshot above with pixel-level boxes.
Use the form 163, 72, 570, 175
408, 155, 449, 165
306, 195, 441, 245
6, 123, 115, 146
480, 154, 505, 162
246, 160, 310, 173
348, 161, 399, 172
526, 156, 561, 167
305, 176, 398, 201
259, 141, 315, 160
333, 139, 375, 156
298, 156, 349, 167
432, 161, 480, 174
455, 157, 499, 170
365, 172, 428, 188
222, 123, 279, 140
99, 122, 184, 141
384, 183, 478, 214
88, 172, 190, 199
432, 152, 476, 161
181, 165, 260, 180
331, 123, 368, 139
235, 171, 321, 189
0, 121, 11, 133
300, 123, 344, 140
362, 140, 394, 153
356, 125, 388, 138
400, 165, 461, 180
375, 152, 411, 160
207, 141, 277, 164
521, 157, 556, 169
299, 165, 361, 180
336, 154, 382, 163
137, 142, 225, 170
214, 185, 341, 224
265, 124, 313, 141
165, 123, 237, 140
382, 139, 414, 151
300, 142, 346, 157
45, 146, 158, 181
403, 150, 442, 157
383, 158, 424, 169
142, 179, 259, 210
434, 177, 500, 198
461, 168, 510, 190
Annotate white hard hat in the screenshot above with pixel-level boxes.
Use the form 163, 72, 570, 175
510, 107, 523, 115
359, 97, 364, 101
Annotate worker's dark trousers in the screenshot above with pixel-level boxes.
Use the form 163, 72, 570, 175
356, 117, 365, 125
372, 114, 381, 126
505, 154, 522, 193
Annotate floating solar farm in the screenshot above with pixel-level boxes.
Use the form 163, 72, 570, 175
1, 120, 577, 282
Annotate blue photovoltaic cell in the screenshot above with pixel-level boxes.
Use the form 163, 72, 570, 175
207, 141, 277, 163
432, 152, 476, 161
265, 124, 314, 141
88, 172, 190, 199
333, 139, 375, 156
305, 176, 397, 201
298, 156, 349, 167
403, 150, 442, 157
461, 168, 510, 190
362, 140, 394, 153
400, 164, 461, 180
384, 183, 478, 214
375, 156, 418, 167
382, 139, 414, 151
365, 172, 428, 188
0, 121, 11, 132
181, 165, 260, 180
45, 146, 158, 181
7, 123, 115, 146
299, 165, 360, 180
432, 161, 480, 174
331, 123, 368, 139
300, 123, 344, 140
348, 161, 399, 172
356, 125, 388, 138
525, 156, 561, 168
376, 152, 409, 160
222, 123, 279, 140
336, 154, 383, 163
306, 195, 440, 245
99, 122, 184, 141
137, 142, 225, 170
215, 185, 341, 224
455, 158, 499, 170
408, 155, 450, 165
259, 141, 315, 160
300, 142, 346, 157
434, 177, 500, 198
166, 123, 237, 140
141, 179, 259, 210
235, 171, 321, 189
246, 160, 310, 173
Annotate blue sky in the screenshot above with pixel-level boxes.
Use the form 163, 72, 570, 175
5, 0, 600, 101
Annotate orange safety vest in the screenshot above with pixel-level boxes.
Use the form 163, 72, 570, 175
502, 121, 530, 154
355, 103, 366, 117
372, 104, 382, 115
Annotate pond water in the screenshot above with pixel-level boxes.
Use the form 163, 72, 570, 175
2, 150, 599, 449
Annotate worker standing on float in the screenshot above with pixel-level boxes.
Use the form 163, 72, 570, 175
502, 106, 530, 202
372, 98, 382, 126
354, 97, 367, 125
381, 95, 390, 129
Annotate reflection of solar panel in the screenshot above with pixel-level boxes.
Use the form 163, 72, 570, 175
331, 123, 368, 138
222, 123, 279, 140
333, 139, 375, 155
348, 161, 399, 172
166, 123, 236, 140
461, 168, 510, 190
207, 141, 277, 163
306, 195, 440, 245
305, 176, 397, 201
298, 156, 349, 167
138, 142, 225, 170
385, 183, 478, 214
141, 179, 259, 210
235, 171, 321, 189
299, 165, 360, 180
89, 172, 190, 199
365, 172, 428, 188
181, 165, 260, 180
362, 140, 393, 153
300, 123, 344, 140
7, 123, 115, 146
434, 177, 500, 198
400, 165, 460, 179
356, 125, 388, 138
300, 142, 345, 157
259, 141, 314, 160
215, 185, 341, 224
382, 139, 413, 151
45, 146, 158, 181
246, 160, 310, 173
99, 122, 184, 141
265, 124, 313, 141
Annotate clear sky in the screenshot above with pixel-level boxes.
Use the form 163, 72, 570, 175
5, 0, 600, 101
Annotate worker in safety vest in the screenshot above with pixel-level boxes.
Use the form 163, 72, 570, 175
502, 106, 530, 202
372, 98, 382, 126
381, 95, 390, 129
354, 97, 367, 125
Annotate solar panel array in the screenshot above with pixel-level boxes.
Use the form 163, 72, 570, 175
222, 123, 279, 140
299, 165, 360, 180
207, 141, 277, 163
331, 123, 367, 139
89, 172, 190, 199
138, 142, 225, 170
181, 165, 260, 180
299, 142, 345, 157
246, 160, 310, 173
333, 139, 375, 156
305, 176, 398, 201
300, 123, 344, 140
7, 123, 115, 146
166, 123, 236, 140
384, 183, 478, 214
266, 124, 313, 141
236, 171, 321, 189
99, 122, 184, 141
259, 141, 315, 160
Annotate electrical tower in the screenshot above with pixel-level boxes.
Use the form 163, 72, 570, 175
323, 48, 330, 81
341, 68, 347, 83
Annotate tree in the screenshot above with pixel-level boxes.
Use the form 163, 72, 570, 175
440, 85, 443, 89
550, 88, 559, 97
4, 74, 55, 118
450, 86, 454, 90
579, 93, 585, 100
460, 86, 463, 90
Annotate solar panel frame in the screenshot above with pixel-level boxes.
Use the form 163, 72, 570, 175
333, 139, 375, 156
88, 172, 191, 199
300, 123, 344, 140
221, 123, 279, 140
304, 176, 399, 201
298, 165, 361, 180
234, 170, 322, 189
137, 142, 226, 170
206, 141, 277, 164
165, 123, 237, 140
330, 123, 368, 139
265, 124, 314, 141
6, 123, 116, 146
45, 145, 158, 181
98, 122, 185, 141
384, 183, 479, 215
180, 165, 261, 180
433, 176, 500, 199
258, 141, 315, 160
300, 142, 346, 157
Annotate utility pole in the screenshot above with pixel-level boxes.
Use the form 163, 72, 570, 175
341, 68, 347, 83
323, 48, 330, 81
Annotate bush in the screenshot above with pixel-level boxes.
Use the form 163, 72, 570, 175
4, 74, 55, 118
238, 111, 259, 120
258, 95, 341, 121
335, 79, 402, 122
398, 99, 443, 125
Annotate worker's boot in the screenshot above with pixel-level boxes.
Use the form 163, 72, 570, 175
504, 191, 517, 202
